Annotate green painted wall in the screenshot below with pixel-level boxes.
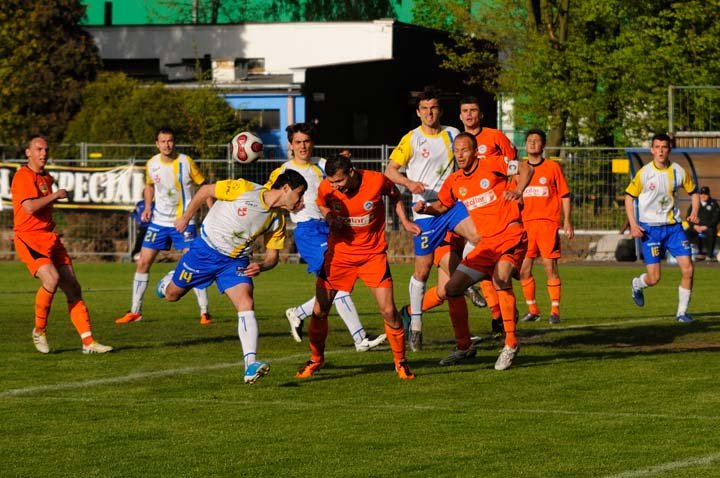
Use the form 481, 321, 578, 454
81, 0, 415, 25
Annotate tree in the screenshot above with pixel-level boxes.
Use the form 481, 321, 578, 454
413, 0, 720, 146
63, 72, 240, 159
0, 0, 100, 145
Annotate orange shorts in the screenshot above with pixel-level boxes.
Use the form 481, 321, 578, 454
525, 220, 561, 259
318, 251, 393, 292
433, 232, 464, 267
14, 231, 72, 276
461, 223, 527, 277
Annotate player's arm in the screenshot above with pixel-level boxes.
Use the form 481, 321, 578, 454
385, 160, 425, 194
388, 184, 421, 236
243, 248, 280, 277
561, 195, 574, 239
21, 188, 68, 214
413, 199, 449, 216
175, 183, 215, 232
687, 191, 700, 225
624, 194, 644, 238
504, 161, 533, 200
141, 184, 154, 222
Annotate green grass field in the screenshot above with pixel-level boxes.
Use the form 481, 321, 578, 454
1, 261, 719, 477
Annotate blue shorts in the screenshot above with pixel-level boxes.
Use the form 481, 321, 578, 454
173, 238, 252, 294
640, 222, 691, 265
294, 219, 329, 275
142, 223, 197, 251
413, 202, 470, 256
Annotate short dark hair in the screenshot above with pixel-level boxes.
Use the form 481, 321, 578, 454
324, 154, 353, 177
459, 96, 481, 109
525, 128, 546, 145
26, 134, 47, 149
651, 132, 672, 147
285, 122, 316, 143
156, 126, 175, 140
271, 169, 308, 192
454, 132, 478, 151
416, 86, 440, 108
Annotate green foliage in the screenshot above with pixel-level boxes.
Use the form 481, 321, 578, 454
63, 72, 238, 158
414, 0, 720, 146
0, 0, 99, 145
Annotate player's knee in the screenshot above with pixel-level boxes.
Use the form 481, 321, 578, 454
445, 282, 464, 298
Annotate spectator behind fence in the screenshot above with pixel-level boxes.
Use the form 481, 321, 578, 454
685, 186, 720, 261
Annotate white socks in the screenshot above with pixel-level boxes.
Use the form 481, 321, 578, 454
193, 287, 209, 314
334, 291, 366, 345
131, 272, 149, 313
632, 273, 648, 291
409, 276, 425, 332
237, 310, 258, 368
677, 286, 691, 316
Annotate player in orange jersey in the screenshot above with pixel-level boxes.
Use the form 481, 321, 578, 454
296, 154, 421, 380
518, 129, 574, 324
460, 96, 519, 337
12, 136, 112, 354
414, 133, 533, 370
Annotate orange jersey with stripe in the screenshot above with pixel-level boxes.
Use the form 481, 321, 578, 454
474, 127, 517, 161
11, 166, 55, 233
317, 169, 397, 255
521, 158, 570, 224
438, 156, 520, 238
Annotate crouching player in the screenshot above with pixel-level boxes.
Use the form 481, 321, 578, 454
156, 170, 308, 383
296, 155, 421, 380
415, 133, 532, 370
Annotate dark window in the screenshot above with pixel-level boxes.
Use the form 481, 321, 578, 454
238, 109, 280, 131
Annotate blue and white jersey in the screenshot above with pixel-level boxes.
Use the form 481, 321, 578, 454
626, 161, 696, 226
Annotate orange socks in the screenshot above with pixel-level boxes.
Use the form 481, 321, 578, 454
497, 289, 518, 349
547, 278, 561, 315
308, 314, 329, 363
408, 286, 444, 315
68, 300, 94, 345
521, 277, 541, 315
34, 286, 54, 333
480, 280, 501, 320
448, 296, 471, 350
384, 321, 406, 365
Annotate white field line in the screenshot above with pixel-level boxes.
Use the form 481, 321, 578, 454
0, 316, 707, 400
603, 452, 720, 478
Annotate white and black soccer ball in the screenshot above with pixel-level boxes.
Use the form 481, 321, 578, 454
230, 131, 263, 164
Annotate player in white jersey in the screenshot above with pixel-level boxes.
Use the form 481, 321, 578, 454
385, 87, 479, 351
116, 126, 213, 325
156, 170, 308, 383
268, 123, 386, 351
625, 132, 700, 323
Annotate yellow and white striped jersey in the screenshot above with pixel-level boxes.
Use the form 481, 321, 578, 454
389, 125, 460, 220
265, 158, 325, 223
625, 161, 696, 225
200, 179, 286, 258
145, 154, 205, 227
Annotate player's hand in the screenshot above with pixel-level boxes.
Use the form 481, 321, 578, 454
412, 201, 427, 214
405, 180, 426, 194
141, 208, 152, 222
402, 219, 422, 236
630, 223, 645, 238
564, 221, 574, 240
54, 189, 68, 200
243, 262, 261, 277
503, 189, 521, 201
174, 217, 189, 233
687, 214, 699, 224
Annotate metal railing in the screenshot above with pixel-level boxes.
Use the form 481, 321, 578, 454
0, 144, 631, 260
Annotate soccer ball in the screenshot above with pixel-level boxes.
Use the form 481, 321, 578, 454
230, 131, 263, 164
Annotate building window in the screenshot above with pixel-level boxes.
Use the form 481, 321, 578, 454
238, 109, 280, 131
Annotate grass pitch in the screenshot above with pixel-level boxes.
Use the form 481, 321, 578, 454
1, 261, 719, 477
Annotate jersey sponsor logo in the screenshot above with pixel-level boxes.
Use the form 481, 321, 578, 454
363, 201, 373, 211
464, 189, 497, 210
346, 214, 372, 227
480, 178, 490, 189
539, 176, 547, 185
523, 186, 550, 197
